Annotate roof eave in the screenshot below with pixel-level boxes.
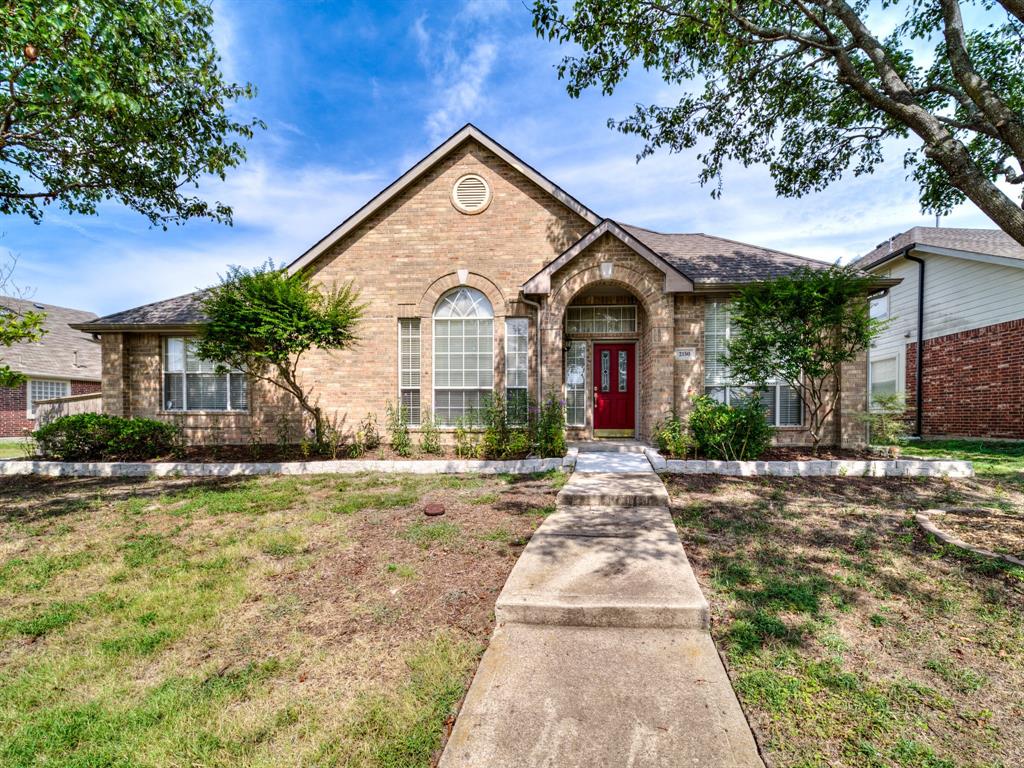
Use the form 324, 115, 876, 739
522, 219, 694, 296
69, 323, 205, 333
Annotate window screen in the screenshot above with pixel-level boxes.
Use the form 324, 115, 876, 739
163, 337, 247, 411
399, 319, 421, 424
870, 356, 898, 401
433, 288, 494, 425
565, 341, 587, 427
505, 318, 528, 424
703, 302, 802, 427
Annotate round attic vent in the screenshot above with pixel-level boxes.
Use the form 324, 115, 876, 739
451, 173, 491, 214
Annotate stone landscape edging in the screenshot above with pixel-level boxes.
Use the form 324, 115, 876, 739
643, 448, 973, 478
915, 509, 1024, 568
0, 455, 571, 478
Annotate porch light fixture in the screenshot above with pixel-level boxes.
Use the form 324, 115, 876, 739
599, 262, 614, 279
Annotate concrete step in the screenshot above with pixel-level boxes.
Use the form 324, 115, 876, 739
568, 439, 650, 453
558, 471, 669, 508
439, 623, 764, 768
496, 504, 709, 629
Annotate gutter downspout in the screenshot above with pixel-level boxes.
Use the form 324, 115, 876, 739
519, 293, 543, 402
903, 251, 926, 438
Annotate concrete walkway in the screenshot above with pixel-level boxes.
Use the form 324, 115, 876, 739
439, 450, 764, 768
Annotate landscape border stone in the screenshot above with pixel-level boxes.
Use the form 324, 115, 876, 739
643, 448, 972, 478
0, 456, 570, 478
915, 508, 1024, 568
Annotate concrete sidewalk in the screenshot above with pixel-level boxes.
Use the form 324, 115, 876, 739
438, 452, 764, 768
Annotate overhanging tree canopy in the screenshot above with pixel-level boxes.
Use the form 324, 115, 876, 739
1, 0, 261, 226
533, 0, 1024, 246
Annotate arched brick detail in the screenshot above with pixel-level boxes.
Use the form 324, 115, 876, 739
542, 235, 676, 440
417, 272, 507, 318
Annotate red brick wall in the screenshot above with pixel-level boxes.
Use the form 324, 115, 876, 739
0, 379, 100, 438
906, 318, 1024, 439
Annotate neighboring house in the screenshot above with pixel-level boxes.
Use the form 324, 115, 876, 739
73, 125, 874, 448
853, 227, 1024, 439
0, 297, 102, 437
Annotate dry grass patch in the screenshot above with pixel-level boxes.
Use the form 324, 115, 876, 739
0, 470, 561, 767
666, 474, 1024, 768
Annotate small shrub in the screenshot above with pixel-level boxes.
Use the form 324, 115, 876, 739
653, 414, 693, 458
478, 393, 531, 460
359, 412, 382, 451
33, 414, 181, 461
453, 418, 479, 459
688, 394, 773, 461
418, 414, 442, 455
386, 402, 413, 457
534, 393, 566, 458
860, 392, 910, 447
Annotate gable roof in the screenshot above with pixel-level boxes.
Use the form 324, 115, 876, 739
286, 123, 603, 274
522, 219, 694, 294
622, 225, 831, 286
853, 227, 1024, 272
0, 296, 101, 380
71, 290, 209, 332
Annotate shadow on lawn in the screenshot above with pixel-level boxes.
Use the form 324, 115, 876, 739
665, 475, 1021, 659
0, 475, 258, 525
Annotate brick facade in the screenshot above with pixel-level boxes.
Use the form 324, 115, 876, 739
905, 318, 1024, 439
0, 379, 100, 438
96, 137, 867, 449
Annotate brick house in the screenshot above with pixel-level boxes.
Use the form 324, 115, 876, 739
853, 228, 1024, 439
73, 125, 871, 448
0, 297, 101, 438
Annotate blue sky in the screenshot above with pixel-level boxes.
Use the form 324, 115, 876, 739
1, 0, 1004, 315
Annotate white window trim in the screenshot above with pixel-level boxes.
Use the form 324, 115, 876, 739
431, 288, 496, 426
398, 319, 421, 425
566, 304, 638, 335
869, 292, 890, 321
868, 352, 901, 409
26, 378, 70, 419
161, 336, 248, 413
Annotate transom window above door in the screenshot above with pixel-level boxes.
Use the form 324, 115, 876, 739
566, 305, 637, 335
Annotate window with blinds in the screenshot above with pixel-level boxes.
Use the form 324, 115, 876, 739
505, 318, 528, 424
703, 302, 802, 427
869, 356, 898, 404
565, 341, 587, 427
433, 287, 494, 425
163, 337, 247, 412
398, 319, 421, 424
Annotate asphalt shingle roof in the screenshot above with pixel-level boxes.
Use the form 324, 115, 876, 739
0, 296, 101, 380
78, 290, 210, 329
622, 224, 831, 284
853, 227, 1024, 271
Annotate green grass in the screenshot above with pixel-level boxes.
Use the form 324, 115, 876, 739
669, 476, 1024, 767
0, 471, 541, 768
399, 521, 461, 549
904, 438, 1024, 478
0, 442, 27, 459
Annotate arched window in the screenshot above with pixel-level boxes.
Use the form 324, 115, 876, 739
433, 287, 494, 425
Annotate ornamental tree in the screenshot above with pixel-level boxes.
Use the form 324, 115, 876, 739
196, 263, 364, 446
722, 266, 885, 451
1, 0, 261, 225
533, 0, 1024, 247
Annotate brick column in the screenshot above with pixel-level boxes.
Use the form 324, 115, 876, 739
837, 349, 868, 448
100, 333, 129, 416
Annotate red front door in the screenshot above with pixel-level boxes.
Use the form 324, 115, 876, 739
593, 343, 635, 434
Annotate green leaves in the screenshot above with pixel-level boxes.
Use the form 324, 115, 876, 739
197, 262, 364, 444
532, 0, 1024, 244
723, 265, 883, 448
0, 302, 46, 387
0, 0, 262, 225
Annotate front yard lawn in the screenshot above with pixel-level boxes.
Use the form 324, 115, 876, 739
0, 471, 560, 767
668, 475, 1024, 768
0, 443, 27, 460
905, 439, 1024, 479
